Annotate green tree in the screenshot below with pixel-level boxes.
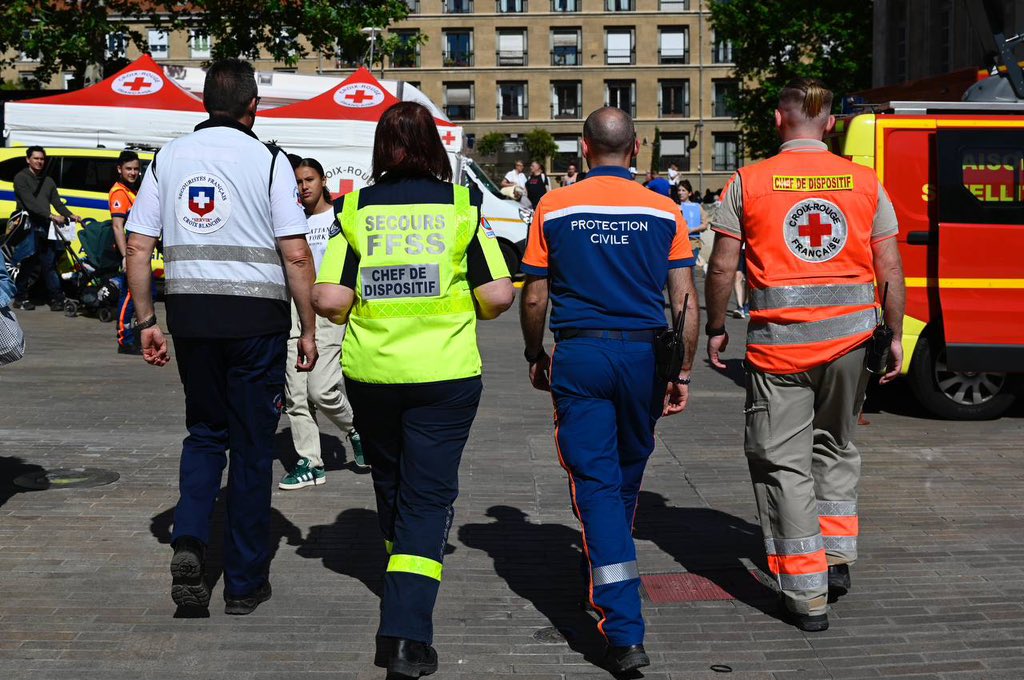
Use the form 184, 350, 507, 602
709, 0, 873, 159
650, 127, 662, 173
476, 132, 507, 157
523, 128, 557, 165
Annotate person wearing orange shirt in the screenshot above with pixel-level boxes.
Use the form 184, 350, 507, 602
704, 79, 906, 632
519, 107, 699, 673
109, 150, 141, 354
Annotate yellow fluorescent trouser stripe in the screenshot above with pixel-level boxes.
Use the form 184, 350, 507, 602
384, 540, 394, 555
387, 554, 443, 581
905, 277, 1024, 289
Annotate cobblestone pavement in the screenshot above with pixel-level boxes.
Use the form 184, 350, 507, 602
1, 295, 1022, 680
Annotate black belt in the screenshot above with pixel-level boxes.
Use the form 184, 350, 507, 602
554, 328, 661, 342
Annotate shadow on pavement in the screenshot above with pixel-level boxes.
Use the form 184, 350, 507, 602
273, 428, 369, 475
0, 456, 47, 509
633, 492, 780, 619
150, 490, 303, 617
296, 507, 387, 596
704, 356, 745, 388
458, 505, 610, 672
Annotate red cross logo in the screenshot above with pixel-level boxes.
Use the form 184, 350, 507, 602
344, 89, 373, 105
124, 76, 152, 92
798, 213, 833, 248
441, 131, 456, 145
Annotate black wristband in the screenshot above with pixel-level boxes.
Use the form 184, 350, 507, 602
524, 347, 547, 364
135, 315, 158, 331
705, 323, 727, 337
672, 376, 691, 385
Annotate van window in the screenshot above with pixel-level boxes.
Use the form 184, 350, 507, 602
0, 155, 59, 183
58, 157, 121, 194
937, 130, 1024, 226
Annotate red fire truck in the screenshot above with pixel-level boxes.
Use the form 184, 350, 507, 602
836, 102, 1024, 419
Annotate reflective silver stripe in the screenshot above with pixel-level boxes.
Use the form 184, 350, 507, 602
764, 534, 825, 556
817, 500, 857, 516
747, 308, 876, 346
823, 536, 857, 552
778, 572, 828, 591
592, 560, 640, 587
164, 245, 282, 266
166, 278, 288, 301
749, 283, 875, 311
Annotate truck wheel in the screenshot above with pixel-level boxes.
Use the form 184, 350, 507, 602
908, 333, 1016, 420
499, 241, 520, 277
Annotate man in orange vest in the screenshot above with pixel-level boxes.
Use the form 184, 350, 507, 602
704, 79, 905, 632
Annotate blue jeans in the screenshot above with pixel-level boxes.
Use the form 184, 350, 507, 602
171, 332, 288, 597
14, 233, 63, 303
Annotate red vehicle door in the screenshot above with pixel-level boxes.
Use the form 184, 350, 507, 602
935, 128, 1024, 372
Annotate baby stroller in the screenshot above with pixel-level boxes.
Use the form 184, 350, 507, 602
52, 218, 122, 322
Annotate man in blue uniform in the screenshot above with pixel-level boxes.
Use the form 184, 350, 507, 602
519, 107, 700, 673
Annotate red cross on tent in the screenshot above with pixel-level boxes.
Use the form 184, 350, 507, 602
261, 67, 401, 122
21, 54, 205, 111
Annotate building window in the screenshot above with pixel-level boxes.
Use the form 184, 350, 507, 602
714, 80, 739, 117
713, 133, 740, 171
659, 133, 691, 172
392, 30, 420, 67
497, 30, 527, 66
713, 36, 734, 63
445, 82, 475, 120
553, 136, 581, 172
148, 30, 169, 59
443, 30, 473, 67
552, 0, 579, 11
607, 0, 634, 10
606, 80, 635, 117
190, 30, 211, 59
659, 27, 689, 64
497, 0, 526, 11
19, 31, 38, 62
444, 0, 474, 13
405, 0, 420, 12
106, 33, 128, 59
605, 28, 634, 65
552, 81, 582, 119
660, 80, 690, 117
660, 0, 688, 9
498, 82, 528, 119
551, 28, 582, 66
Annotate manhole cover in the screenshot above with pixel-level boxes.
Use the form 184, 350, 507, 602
532, 627, 566, 644
13, 467, 119, 490
641, 570, 773, 604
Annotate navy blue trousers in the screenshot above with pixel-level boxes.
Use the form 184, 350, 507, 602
171, 332, 287, 598
550, 337, 663, 646
346, 377, 482, 644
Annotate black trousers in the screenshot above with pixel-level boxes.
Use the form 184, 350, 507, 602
346, 376, 482, 644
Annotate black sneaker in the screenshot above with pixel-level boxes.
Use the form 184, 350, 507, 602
784, 610, 829, 632
13, 300, 34, 310
49, 299, 65, 312
603, 644, 650, 673
170, 536, 210, 609
828, 564, 851, 601
385, 638, 438, 678
224, 580, 272, 615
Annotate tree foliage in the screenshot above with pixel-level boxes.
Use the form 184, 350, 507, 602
0, 1, 418, 89
523, 128, 558, 164
709, 0, 873, 159
475, 132, 507, 157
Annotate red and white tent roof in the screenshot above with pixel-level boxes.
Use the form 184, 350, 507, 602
22, 55, 205, 112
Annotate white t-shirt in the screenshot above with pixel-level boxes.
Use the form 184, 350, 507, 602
667, 167, 679, 185
305, 209, 335, 272
504, 170, 527, 188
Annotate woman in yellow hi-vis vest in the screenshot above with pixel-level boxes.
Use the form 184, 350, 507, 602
313, 102, 515, 679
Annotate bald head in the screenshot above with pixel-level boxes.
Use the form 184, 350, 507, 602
583, 107, 637, 163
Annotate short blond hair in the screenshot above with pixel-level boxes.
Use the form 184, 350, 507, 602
778, 78, 833, 120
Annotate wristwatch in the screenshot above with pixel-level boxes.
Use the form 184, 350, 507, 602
705, 323, 727, 337
135, 315, 158, 331
524, 347, 547, 364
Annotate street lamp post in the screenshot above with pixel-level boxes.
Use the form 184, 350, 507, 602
361, 27, 383, 77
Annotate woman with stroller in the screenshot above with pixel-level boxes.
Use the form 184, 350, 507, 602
109, 150, 142, 354
278, 157, 365, 491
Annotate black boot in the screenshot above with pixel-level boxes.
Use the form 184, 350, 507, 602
385, 638, 438, 679
828, 564, 851, 601
603, 644, 650, 673
224, 580, 272, 615
170, 536, 210, 608
784, 609, 829, 632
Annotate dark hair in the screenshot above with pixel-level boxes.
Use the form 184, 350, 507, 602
203, 59, 258, 119
26, 145, 45, 158
295, 157, 332, 205
117, 150, 139, 167
679, 179, 694, 194
371, 102, 452, 183
779, 78, 833, 119
286, 153, 303, 170
583, 107, 636, 157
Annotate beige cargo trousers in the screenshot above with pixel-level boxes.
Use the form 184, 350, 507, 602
744, 345, 868, 616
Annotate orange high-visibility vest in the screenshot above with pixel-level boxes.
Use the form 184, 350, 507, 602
739, 146, 880, 374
